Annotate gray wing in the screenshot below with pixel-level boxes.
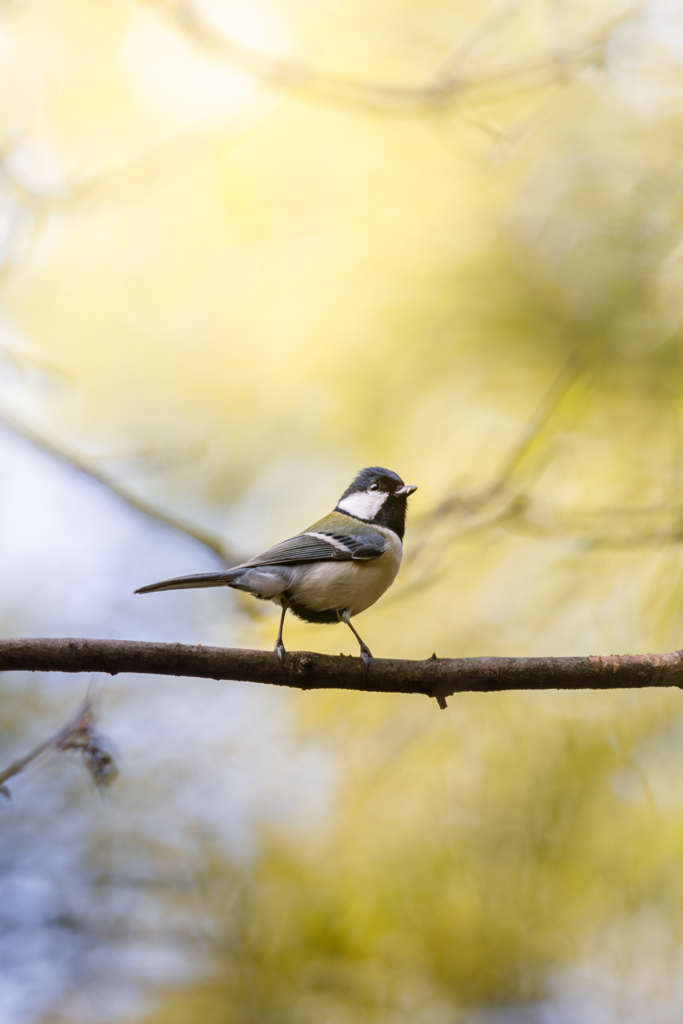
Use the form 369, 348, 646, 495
243, 530, 386, 567
135, 531, 385, 595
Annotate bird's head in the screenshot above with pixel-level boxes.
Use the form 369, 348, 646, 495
336, 467, 417, 539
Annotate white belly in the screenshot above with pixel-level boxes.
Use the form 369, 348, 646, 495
287, 532, 402, 616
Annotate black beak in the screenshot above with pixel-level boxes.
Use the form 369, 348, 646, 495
394, 484, 417, 497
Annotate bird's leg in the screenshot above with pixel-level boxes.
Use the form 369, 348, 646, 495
275, 600, 288, 663
337, 610, 373, 667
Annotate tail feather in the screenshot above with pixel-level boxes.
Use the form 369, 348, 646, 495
135, 570, 239, 594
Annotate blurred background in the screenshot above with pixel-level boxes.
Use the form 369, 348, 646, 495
4, 0, 683, 1020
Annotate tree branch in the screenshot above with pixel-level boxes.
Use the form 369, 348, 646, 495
2, 638, 682, 709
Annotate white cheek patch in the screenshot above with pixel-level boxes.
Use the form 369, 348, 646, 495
338, 489, 389, 520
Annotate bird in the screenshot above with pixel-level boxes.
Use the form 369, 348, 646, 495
135, 467, 417, 664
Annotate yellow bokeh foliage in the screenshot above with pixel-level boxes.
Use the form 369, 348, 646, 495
5, 0, 683, 1019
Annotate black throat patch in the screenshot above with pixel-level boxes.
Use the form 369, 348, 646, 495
334, 495, 408, 540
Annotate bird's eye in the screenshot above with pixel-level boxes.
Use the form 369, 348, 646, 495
369, 483, 379, 491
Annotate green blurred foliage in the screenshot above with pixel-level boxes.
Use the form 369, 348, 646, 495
142, 689, 683, 1021
5, 0, 683, 1019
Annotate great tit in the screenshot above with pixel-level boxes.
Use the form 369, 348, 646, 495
135, 467, 417, 663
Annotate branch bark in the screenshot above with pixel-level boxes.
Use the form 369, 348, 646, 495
2, 638, 682, 709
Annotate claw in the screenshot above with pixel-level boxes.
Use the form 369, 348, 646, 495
275, 642, 286, 664
360, 645, 373, 669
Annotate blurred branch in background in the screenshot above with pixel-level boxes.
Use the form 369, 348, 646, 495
0, 407, 232, 561
0, 696, 118, 799
396, 352, 683, 604
164, 0, 643, 114
0, 108, 278, 214
403, 355, 581, 579
433, 357, 580, 521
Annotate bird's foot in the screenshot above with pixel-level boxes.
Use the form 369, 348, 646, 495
360, 644, 373, 669
275, 641, 287, 664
